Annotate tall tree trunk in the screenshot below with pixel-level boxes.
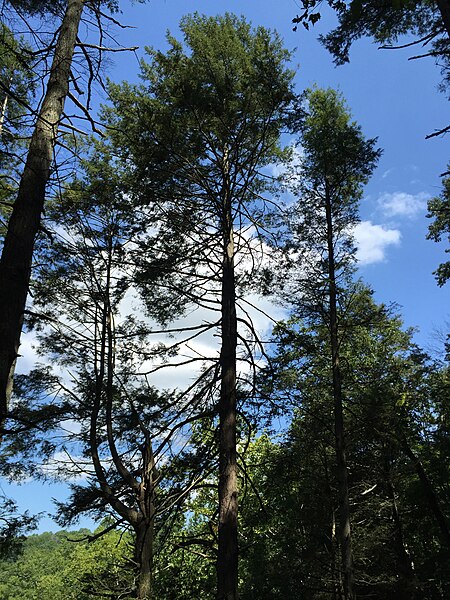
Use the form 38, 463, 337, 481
325, 184, 355, 600
402, 439, 450, 554
216, 147, 238, 600
0, 0, 85, 432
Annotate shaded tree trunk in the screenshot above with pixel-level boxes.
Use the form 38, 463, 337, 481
135, 520, 154, 599
325, 184, 355, 600
0, 0, 85, 431
323, 449, 342, 600
135, 439, 156, 600
87, 234, 155, 600
402, 439, 450, 554
217, 147, 238, 600
383, 455, 417, 599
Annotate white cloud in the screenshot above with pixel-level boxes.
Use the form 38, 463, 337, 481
377, 191, 429, 218
353, 221, 401, 265
381, 168, 394, 179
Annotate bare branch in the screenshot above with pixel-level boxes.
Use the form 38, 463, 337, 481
77, 42, 139, 53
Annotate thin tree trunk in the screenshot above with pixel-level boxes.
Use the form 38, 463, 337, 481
0, 91, 8, 135
323, 449, 342, 600
0, 0, 85, 432
216, 146, 239, 600
402, 439, 450, 554
383, 455, 417, 599
325, 184, 355, 600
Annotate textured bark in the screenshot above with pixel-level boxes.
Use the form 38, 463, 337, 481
135, 520, 154, 600
134, 439, 156, 600
402, 439, 450, 554
216, 148, 239, 600
0, 0, 85, 431
325, 184, 355, 600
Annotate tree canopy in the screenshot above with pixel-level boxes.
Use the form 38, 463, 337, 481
0, 5, 448, 600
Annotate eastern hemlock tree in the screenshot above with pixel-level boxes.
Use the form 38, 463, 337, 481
279, 87, 381, 600
0, 0, 145, 434
427, 170, 450, 286
293, 1, 450, 98
104, 14, 294, 599
5, 149, 202, 600
248, 285, 449, 599
0, 23, 36, 235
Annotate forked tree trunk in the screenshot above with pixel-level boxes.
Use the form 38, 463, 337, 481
0, 0, 85, 432
216, 148, 239, 600
325, 185, 355, 600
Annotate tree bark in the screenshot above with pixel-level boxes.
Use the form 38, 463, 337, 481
0, 0, 85, 432
134, 438, 156, 600
325, 184, 355, 600
216, 147, 239, 600
135, 520, 153, 599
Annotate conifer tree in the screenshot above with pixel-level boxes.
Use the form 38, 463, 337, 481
105, 14, 294, 598
284, 87, 381, 599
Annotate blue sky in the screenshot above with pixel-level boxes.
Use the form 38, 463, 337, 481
105, 0, 448, 349
2, 0, 448, 532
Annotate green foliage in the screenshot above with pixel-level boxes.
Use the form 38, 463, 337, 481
294, 1, 448, 74
0, 525, 133, 599
301, 87, 381, 193
0, 495, 38, 559
279, 87, 381, 317
0, 23, 36, 237
427, 172, 450, 286
293, 1, 450, 97
247, 287, 450, 598
0, 7, 448, 599
104, 13, 295, 321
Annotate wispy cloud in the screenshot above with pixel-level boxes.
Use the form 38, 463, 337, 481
353, 221, 401, 265
377, 191, 429, 218
381, 168, 395, 179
